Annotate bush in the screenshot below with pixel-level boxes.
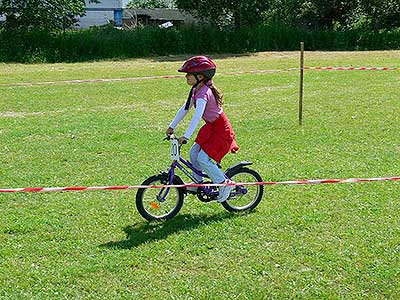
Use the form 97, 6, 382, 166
0, 25, 399, 63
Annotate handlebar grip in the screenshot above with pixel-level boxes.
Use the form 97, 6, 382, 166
163, 134, 186, 144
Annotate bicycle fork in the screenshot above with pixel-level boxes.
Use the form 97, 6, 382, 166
156, 161, 180, 202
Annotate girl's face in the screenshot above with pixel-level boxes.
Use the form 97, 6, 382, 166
185, 73, 204, 86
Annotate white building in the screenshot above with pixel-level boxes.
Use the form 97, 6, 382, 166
77, 0, 128, 28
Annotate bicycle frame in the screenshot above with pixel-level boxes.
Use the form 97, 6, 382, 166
157, 136, 247, 202
157, 154, 221, 202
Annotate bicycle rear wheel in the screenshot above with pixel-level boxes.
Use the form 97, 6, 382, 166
135, 175, 184, 221
221, 168, 264, 212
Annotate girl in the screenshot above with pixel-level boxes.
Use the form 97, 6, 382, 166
166, 56, 239, 203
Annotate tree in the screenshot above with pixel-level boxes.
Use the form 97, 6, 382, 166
0, 0, 99, 31
266, 0, 400, 31
266, 0, 358, 30
359, 0, 400, 30
175, 0, 271, 28
127, 0, 176, 9
303, 0, 358, 30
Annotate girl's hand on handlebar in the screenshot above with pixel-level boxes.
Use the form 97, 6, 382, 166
178, 137, 188, 145
166, 127, 174, 136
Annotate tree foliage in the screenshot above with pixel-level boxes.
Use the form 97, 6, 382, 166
127, 0, 176, 9
176, 0, 400, 30
359, 0, 400, 30
175, 0, 271, 27
1, 0, 398, 32
0, 0, 99, 31
265, 0, 358, 30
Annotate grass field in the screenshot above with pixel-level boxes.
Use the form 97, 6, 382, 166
0, 51, 399, 299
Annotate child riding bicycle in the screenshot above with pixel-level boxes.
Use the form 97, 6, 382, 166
166, 56, 239, 203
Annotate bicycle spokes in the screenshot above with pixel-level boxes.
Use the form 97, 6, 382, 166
136, 175, 185, 221
156, 187, 170, 202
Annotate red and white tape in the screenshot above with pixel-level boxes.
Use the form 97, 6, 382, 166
1, 66, 398, 87
305, 66, 399, 71
0, 75, 183, 87
1, 176, 399, 193
0, 70, 291, 87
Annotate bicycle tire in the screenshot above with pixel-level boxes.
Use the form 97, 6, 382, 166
221, 168, 264, 212
135, 174, 184, 221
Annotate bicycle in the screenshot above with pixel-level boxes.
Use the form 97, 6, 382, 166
135, 134, 264, 221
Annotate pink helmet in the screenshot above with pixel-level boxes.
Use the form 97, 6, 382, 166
178, 56, 216, 79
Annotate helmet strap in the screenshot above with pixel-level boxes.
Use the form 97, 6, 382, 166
184, 87, 195, 110
184, 74, 201, 110
193, 73, 201, 85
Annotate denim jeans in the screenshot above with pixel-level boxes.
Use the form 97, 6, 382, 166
189, 143, 225, 184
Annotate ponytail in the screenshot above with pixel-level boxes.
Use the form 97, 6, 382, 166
211, 85, 224, 107
204, 80, 224, 107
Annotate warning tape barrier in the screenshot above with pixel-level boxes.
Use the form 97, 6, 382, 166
1, 176, 399, 193
0, 75, 184, 87
1, 66, 398, 87
0, 70, 293, 87
305, 66, 400, 71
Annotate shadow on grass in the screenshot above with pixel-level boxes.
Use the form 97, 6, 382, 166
100, 212, 238, 250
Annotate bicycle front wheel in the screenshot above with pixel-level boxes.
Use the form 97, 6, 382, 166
221, 168, 264, 212
135, 175, 184, 221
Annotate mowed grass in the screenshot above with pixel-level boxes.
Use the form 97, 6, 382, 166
0, 51, 399, 299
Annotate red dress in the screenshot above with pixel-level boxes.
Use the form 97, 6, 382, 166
195, 112, 239, 163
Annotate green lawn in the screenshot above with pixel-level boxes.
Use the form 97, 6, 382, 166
0, 51, 399, 299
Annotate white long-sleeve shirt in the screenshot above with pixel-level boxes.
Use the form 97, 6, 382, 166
169, 98, 207, 139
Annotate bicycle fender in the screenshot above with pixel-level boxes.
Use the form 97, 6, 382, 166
225, 161, 253, 176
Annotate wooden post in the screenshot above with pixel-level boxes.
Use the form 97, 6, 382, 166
299, 42, 304, 126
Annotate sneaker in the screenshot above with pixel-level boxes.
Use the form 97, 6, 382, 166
217, 180, 235, 203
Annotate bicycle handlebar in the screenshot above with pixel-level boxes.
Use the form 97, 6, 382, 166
164, 134, 187, 144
